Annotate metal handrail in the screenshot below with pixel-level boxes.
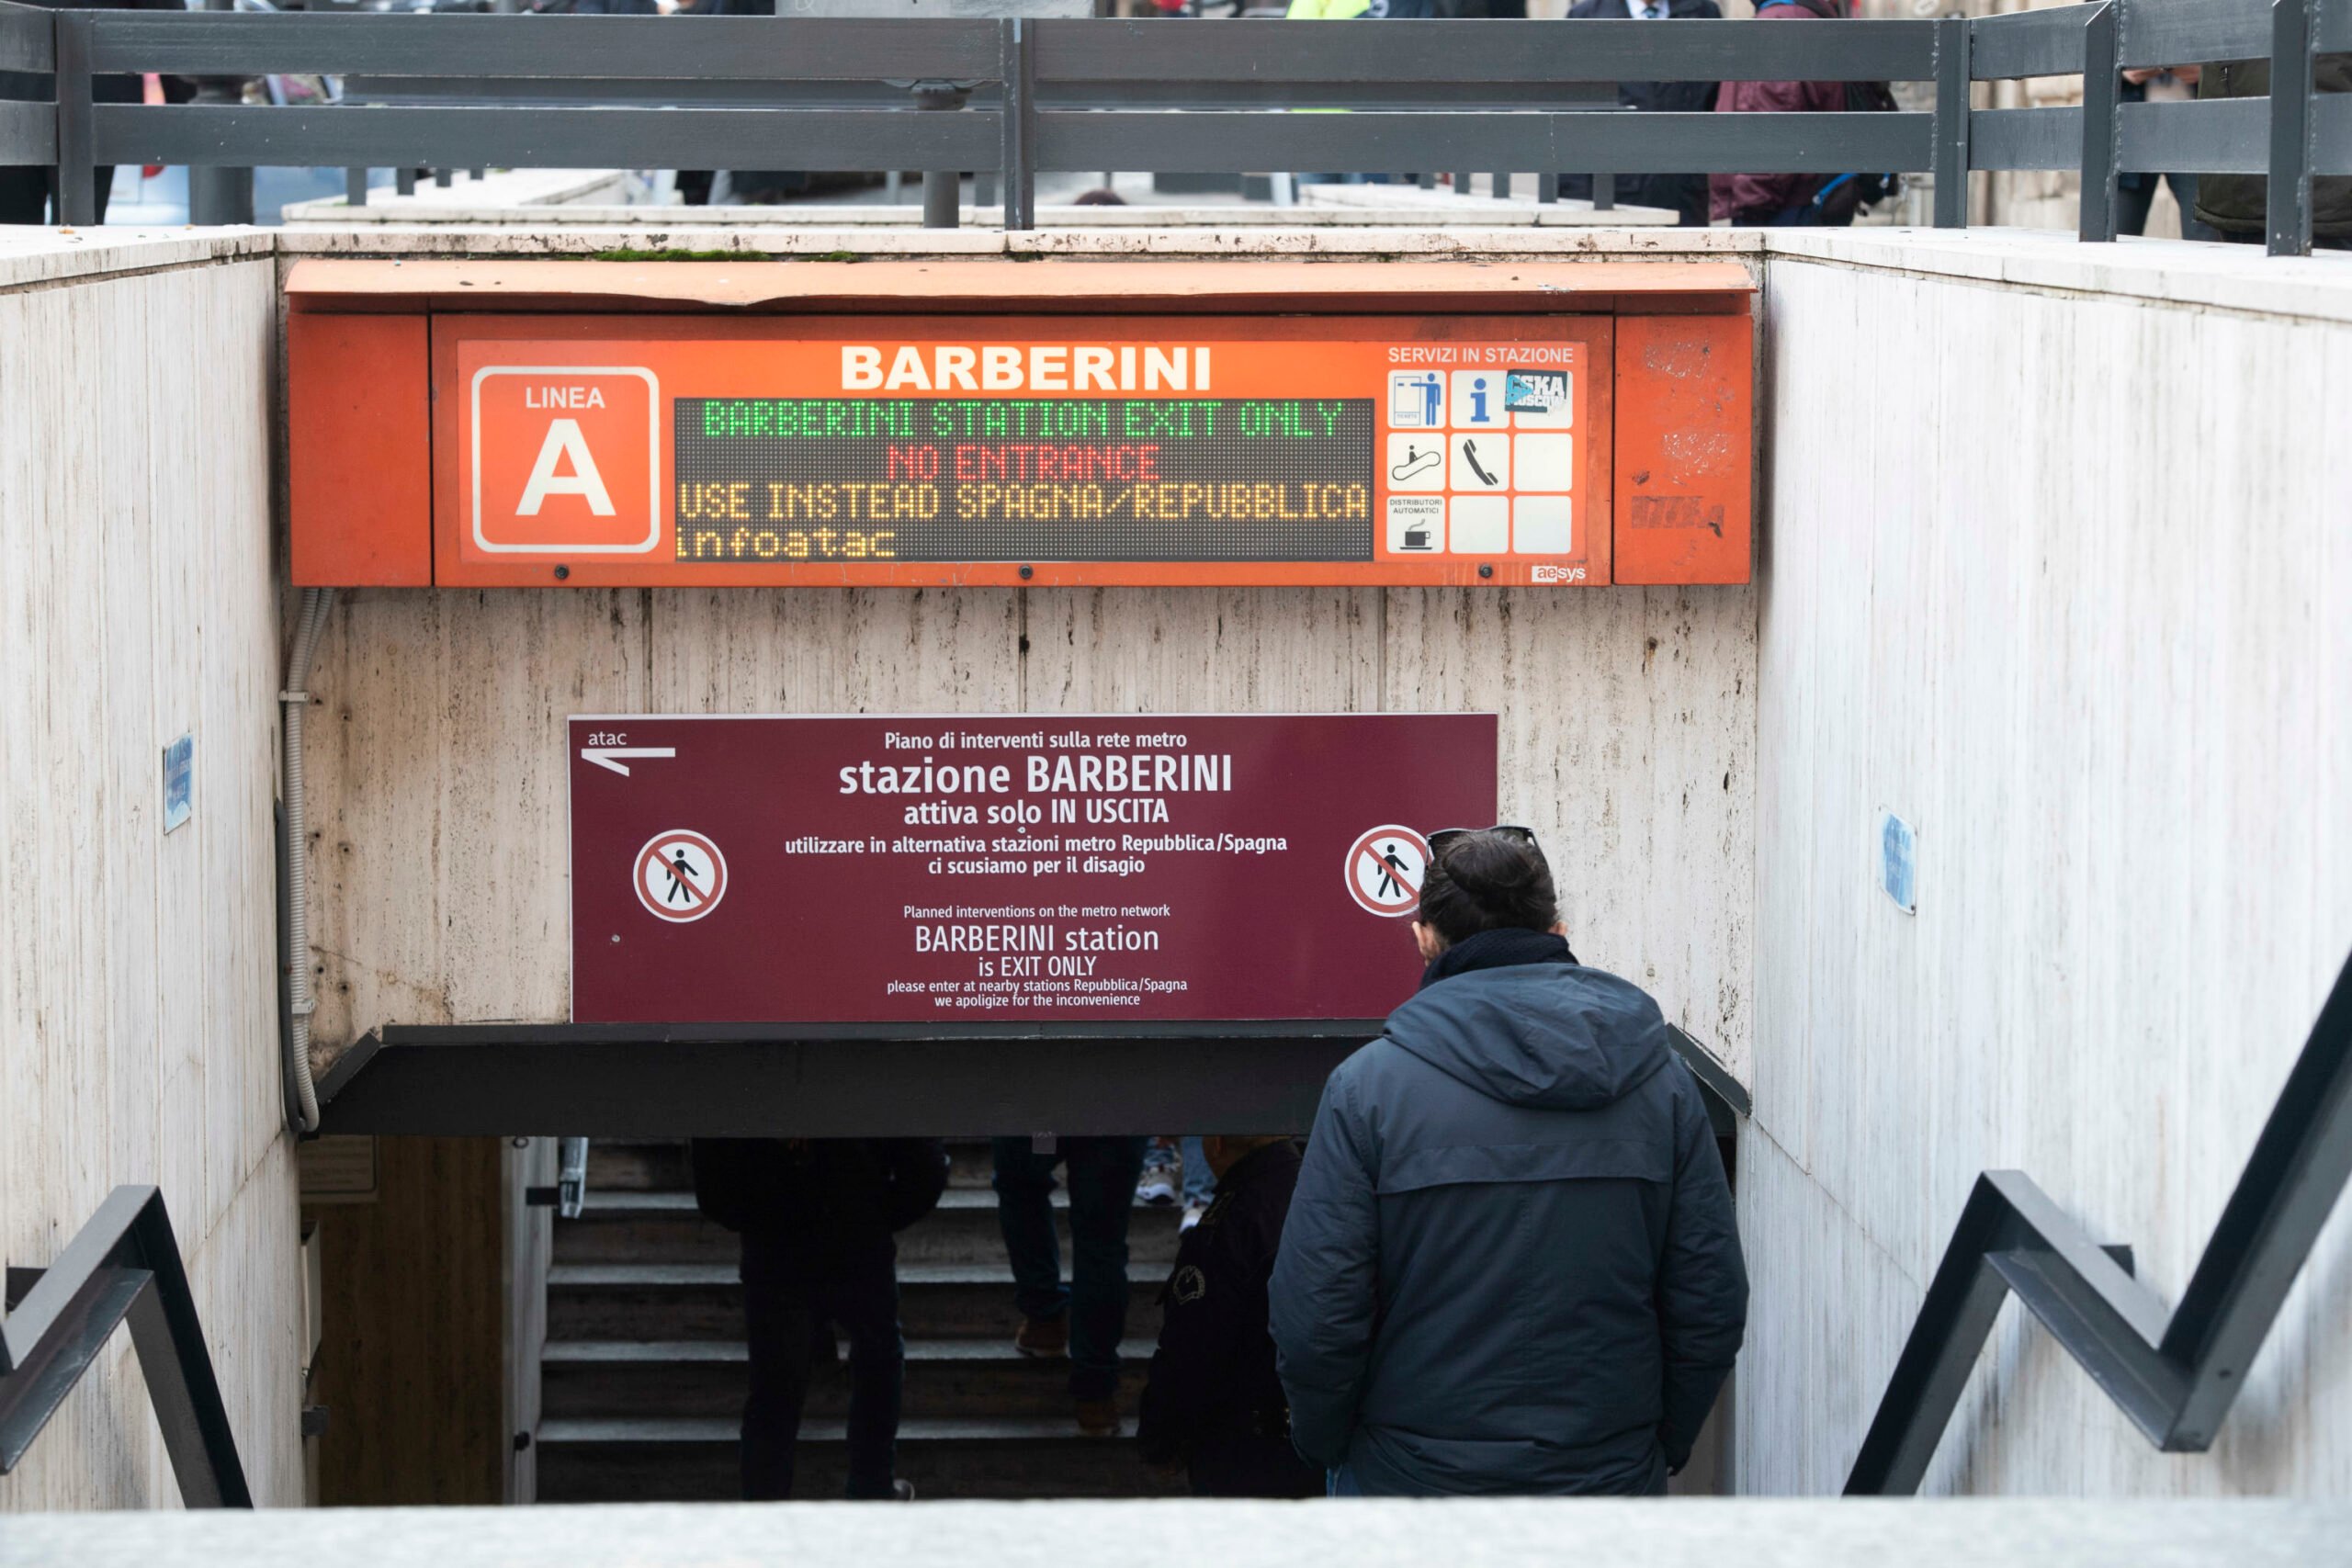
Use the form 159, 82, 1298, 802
0, 1186, 252, 1506
0, 3, 2344, 243
1847, 945, 2352, 1493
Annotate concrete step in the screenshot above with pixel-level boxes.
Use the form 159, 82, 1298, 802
534, 1416, 1186, 1503
541, 1338, 1160, 1422
547, 1263, 1169, 1343
583, 1139, 691, 1192
552, 1189, 1184, 1269
581, 1140, 1111, 1197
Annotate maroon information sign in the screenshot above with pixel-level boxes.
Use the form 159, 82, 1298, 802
570, 713, 1497, 1024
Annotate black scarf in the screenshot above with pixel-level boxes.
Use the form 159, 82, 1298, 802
1418, 926, 1579, 990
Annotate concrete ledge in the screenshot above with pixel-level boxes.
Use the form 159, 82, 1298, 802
2, 1499, 2345, 1566
267, 223, 1758, 260
1767, 225, 2352, 325
0, 226, 271, 290
282, 167, 631, 224
285, 198, 1667, 230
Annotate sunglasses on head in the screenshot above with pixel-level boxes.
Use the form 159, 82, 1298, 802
1427, 825, 1543, 860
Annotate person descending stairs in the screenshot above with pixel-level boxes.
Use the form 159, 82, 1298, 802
534, 1139, 1185, 1501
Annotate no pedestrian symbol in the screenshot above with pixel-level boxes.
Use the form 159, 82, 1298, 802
636, 829, 728, 923
1344, 825, 1430, 919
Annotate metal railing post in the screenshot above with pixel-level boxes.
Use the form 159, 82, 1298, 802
999, 17, 1035, 232
2267, 0, 2315, 256
915, 81, 965, 231
2077, 0, 2120, 242
1931, 14, 1971, 229
186, 0, 253, 226
51, 10, 95, 226
1593, 172, 1615, 211
345, 168, 368, 209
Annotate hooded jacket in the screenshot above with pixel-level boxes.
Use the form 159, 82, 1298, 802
1269, 931, 1747, 1495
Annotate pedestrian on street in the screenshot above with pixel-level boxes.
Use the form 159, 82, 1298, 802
2194, 51, 2352, 249
1271, 827, 1747, 1495
1557, 0, 1723, 227
1137, 1135, 1320, 1498
993, 1134, 1149, 1437
1709, 0, 1852, 226
0, 0, 191, 226
1136, 1134, 1217, 1233
692, 1136, 948, 1501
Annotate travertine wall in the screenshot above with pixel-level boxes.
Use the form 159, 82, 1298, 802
307, 583, 1758, 1078
0, 234, 304, 1508
1740, 232, 2352, 1494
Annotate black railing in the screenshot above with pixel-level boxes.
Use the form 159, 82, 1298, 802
0, 0, 2346, 251
0, 1185, 252, 1506
1847, 946, 2352, 1494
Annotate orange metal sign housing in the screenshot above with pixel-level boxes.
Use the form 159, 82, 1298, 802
284, 260, 1752, 589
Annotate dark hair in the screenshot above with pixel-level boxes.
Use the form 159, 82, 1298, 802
1418, 829, 1558, 944
1072, 187, 1127, 207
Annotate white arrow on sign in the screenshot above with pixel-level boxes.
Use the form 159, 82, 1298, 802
581, 746, 677, 778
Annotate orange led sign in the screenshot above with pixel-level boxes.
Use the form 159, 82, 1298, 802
284, 260, 1754, 589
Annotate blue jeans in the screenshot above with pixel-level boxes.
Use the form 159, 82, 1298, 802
1147, 1135, 1218, 1206
1179, 1135, 1216, 1205
991, 1136, 1148, 1402
1328, 1464, 1363, 1496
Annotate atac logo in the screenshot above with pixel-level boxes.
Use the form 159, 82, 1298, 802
470, 365, 661, 557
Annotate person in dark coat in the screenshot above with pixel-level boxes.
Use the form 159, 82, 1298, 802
2193, 51, 2352, 248
692, 1137, 949, 1500
1270, 828, 1747, 1496
1136, 1135, 1321, 1499
1556, 0, 1723, 227
1710, 0, 1848, 225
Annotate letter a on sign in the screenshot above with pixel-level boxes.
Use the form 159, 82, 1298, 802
518, 419, 617, 516
468, 363, 660, 558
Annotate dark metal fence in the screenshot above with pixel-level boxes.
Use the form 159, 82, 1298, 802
0, 1, 2345, 250
0, 1185, 251, 1506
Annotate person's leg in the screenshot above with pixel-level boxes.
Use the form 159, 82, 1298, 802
2166, 174, 2221, 243
822, 1247, 906, 1500
1179, 1135, 1216, 1208
90, 164, 115, 225
1059, 1135, 1147, 1404
0, 167, 49, 225
1137, 1137, 1181, 1206
990, 1137, 1068, 1327
739, 1234, 818, 1501
2113, 175, 2156, 238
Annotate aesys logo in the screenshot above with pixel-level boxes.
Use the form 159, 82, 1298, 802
471, 365, 660, 555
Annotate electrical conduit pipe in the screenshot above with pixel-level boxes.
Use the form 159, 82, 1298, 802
281, 588, 332, 1134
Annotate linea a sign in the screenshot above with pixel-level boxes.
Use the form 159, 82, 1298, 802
570, 714, 1497, 1024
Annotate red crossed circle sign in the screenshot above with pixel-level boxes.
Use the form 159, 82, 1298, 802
1344, 825, 1430, 919
636, 829, 728, 923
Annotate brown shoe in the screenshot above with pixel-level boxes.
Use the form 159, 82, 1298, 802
1013, 1315, 1068, 1359
1074, 1397, 1121, 1438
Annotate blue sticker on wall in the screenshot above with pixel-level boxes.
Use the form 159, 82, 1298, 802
1878, 809, 1916, 915
163, 733, 193, 835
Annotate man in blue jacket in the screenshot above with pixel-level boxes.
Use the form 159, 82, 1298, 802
1270, 827, 1746, 1495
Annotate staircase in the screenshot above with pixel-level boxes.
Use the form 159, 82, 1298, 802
536, 1140, 1189, 1501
